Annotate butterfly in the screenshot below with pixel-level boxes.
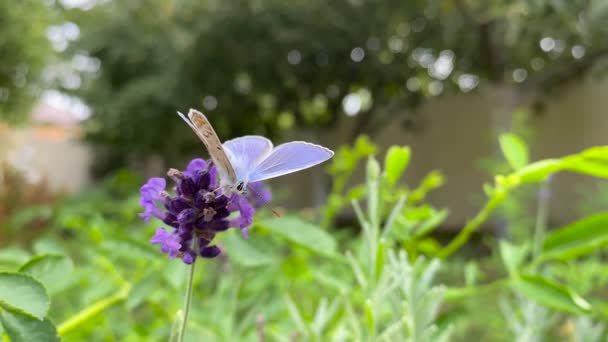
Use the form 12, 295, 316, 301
178, 109, 334, 195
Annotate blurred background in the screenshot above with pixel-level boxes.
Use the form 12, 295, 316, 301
1, 0, 608, 341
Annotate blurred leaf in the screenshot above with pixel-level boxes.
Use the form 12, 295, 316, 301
169, 310, 183, 342
19, 255, 74, 295
515, 159, 564, 183
221, 232, 277, 267
464, 262, 479, 286
384, 146, 411, 185
511, 275, 592, 314
126, 273, 159, 309
581, 146, 608, 160
413, 209, 448, 238
0, 311, 58, 342
499, 241, 529, 275
259, 217, 337, 257
0, 273, 49, 319
0, 248, 31, 269
499, 133, 529, 170
564, 158, 608, 178
542, 213, 608, 260
6, 206, 53, 231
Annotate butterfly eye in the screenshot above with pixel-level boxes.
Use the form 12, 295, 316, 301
236, 182, 245, 192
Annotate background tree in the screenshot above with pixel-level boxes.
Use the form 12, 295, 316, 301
65, 0, 608, 173
0, 1, 54, 124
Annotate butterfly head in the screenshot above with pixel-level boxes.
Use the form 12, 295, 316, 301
235, 181, 247, 194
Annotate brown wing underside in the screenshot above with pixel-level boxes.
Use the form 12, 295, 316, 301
180, 109, 237, 183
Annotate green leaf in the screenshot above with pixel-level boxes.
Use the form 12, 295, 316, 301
541, 213, 608, 260
19, 255, 74, 295
511, 275, 591, 314
514, 159, 564, 183
0, 273, 49, 319
221, 231, 277, 267
564, 158, 608, 178
581, 146, 608, 160
258, 217, 337, 257
499, 241, 529, 275
384, 146, 411, 185
499, 133, 529, 170
413, 209, 448, 238
0, 311, 59, 342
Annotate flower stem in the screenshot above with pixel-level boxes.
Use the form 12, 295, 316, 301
177, 259, 197, 342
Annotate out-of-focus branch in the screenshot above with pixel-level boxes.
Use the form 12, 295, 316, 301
523, 47, 608, 92
453, 0, 505, 82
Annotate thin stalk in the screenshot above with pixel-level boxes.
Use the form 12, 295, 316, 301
437, 189, 509, 258
177, 260, 197, 342
533, 178, 552, 258
58, 285, 130, 336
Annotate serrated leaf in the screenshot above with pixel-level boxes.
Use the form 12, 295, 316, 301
384, 146, 411, 185
499, 133, 528, 170
541, 213, 608, 260
0, 311, 59, 342
19, 255, 74, 295
0, 273, 49, 319
259, 217, 337, 257
511, 275, 591, 314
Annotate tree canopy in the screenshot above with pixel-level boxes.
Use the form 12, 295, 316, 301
0, 1, 54, 124
64, 0, 608, 168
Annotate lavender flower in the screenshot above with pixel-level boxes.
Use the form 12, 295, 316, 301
139, 158, 270, 263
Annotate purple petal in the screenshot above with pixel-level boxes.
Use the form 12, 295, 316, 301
229, 195, 255, 238
150, 228, 181, 258
247, 182, 272, 208
200, 245, 222, 258
182, 251, 197, 264
183, 159, 207, 177
139, 178, 167, 223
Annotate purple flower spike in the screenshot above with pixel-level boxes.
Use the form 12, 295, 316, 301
139, 159, 270, 264
139, 178, 167, 223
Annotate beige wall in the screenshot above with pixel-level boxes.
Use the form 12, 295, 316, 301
311, 79, 608, 227
2, 126, 92, 193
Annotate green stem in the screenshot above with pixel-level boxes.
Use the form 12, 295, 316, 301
437, 189, 508, 259
444, 278, 510, 301
58, 285, 130, 336
532, 179, 551, 258
177, 259, 197, 342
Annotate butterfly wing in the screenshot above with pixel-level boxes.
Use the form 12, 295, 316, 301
223, 136, 273, 182
178, 109, 237, 186
247, 142, 334, 183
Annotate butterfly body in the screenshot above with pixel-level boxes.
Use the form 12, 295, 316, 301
179, 109, 334, 196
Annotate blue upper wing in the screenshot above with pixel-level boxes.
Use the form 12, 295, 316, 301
223, 136, 273, 182
248, 142, 334, 183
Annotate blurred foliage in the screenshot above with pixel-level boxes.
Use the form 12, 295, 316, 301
0, 1, 54, 123
57, 0, 608, 172
0, 162, 58, 245
1, 137, 608, 341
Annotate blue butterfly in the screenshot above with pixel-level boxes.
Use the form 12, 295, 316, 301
179, 109, 334, 194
